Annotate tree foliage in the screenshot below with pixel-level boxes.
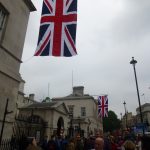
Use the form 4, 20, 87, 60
103, 110, 121, 132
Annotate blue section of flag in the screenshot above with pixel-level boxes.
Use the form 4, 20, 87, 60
34, 0, 78, 57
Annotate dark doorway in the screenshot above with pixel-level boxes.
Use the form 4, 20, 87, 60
57, 117, 64, 136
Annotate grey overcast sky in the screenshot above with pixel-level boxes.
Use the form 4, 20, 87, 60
20, 0, 150, 117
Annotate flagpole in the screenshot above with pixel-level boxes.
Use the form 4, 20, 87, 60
72, 70, 74, 94
101, 116, 104, 136
72, 70, 73, 89
97, 113, 104, 137
48, 83, 50, 97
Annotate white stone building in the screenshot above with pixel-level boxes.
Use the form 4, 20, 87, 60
122, 112, 136, 129
19, 101, 69, 141
136, 103, 150, 130
17, 86, 102, 141
52, 86, 102, 137
0, 0, 36, 138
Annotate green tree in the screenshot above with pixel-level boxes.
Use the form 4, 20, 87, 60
103, 110, 121, 132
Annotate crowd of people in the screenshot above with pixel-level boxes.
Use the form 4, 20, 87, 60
25, 130, 150, 150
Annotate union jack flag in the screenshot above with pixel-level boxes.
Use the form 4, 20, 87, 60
34, 0, 77, 57
98, 95, 108, 117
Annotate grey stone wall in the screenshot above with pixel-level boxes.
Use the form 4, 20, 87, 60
0, 73, 18, 138
0, 0, 35, 139
1, 0, 31, 59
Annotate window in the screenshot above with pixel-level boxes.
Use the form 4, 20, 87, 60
0, 3, 8, 40
81, 107, 86, 117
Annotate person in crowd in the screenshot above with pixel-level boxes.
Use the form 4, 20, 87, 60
41, 136, 48, 150
103, 135, 111, 150
62, 135, 68, 150
47, 135, 57, 150
95, 130, 103, 138
75, 134, 84, 150
141, 136, 150, 150
94, 137, 104, 150
117, 136, 124, 150
95, 132, 100, 138
55, 135, 63, 150
122, 140, 136, 150
135, 134, 142, 150
26, 137, 41, 150
83, 137, 88, 150
110, 136, 118, 150
66, 138, 75, 150
86, 136, 95, 150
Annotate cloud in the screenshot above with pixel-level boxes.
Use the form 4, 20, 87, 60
20, 0, 150, 117
111, 0, 150, 43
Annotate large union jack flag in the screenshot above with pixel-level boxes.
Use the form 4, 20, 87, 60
98, 95, 108, 118
34, 0, 77, 57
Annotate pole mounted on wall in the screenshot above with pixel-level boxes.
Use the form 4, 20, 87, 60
0, 99, 13, 144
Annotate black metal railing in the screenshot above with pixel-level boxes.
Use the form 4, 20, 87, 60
0, 135, 28, 150
0, 139, 11, 150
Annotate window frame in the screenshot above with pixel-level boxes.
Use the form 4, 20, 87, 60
81, 107, 86, 117
0, 3, 9, 42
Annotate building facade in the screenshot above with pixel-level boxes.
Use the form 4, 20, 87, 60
52, 86, 102, 137
19, 101, 69, 141
122, 112, 136, 129
0, 0, 35, 138
136, 103, 150, 131
17, 79, 37, 108
17, 86, 102, 140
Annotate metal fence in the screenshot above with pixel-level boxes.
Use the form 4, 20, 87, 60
0, 114, 46, 149
0, 139, 11, 150
0, 135, 28, 150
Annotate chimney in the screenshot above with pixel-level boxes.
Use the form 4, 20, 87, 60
29, 94, 35, 101
73, 86, 84, 96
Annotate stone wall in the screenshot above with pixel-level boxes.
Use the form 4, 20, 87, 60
0, 0, 35, 139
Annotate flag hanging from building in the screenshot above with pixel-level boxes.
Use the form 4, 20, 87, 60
34, 0, 78, 57
98, 95, 108, 117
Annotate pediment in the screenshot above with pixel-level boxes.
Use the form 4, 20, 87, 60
56, 103, 69, 115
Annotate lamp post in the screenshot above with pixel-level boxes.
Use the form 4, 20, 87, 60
123, 101, 128, 129
120, 113, 123, 131
69, 113, 73, 138
130, 57, 144, 135
78, 116, 81, 135
120, 113, 122, 123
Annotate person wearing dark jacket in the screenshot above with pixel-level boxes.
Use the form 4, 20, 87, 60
103, 137, 111, 150
75, 135, 83, 150
141, 136, 150, 150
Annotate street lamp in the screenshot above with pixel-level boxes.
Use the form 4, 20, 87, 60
69, 113, 73, 138
120, 113, 123, 130
130, 57, 144, 135
120, 113, 122, 121
123, 101, 128, 129
77, 116, 81, 135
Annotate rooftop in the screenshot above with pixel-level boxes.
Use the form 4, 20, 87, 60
20, 101, 58, 109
